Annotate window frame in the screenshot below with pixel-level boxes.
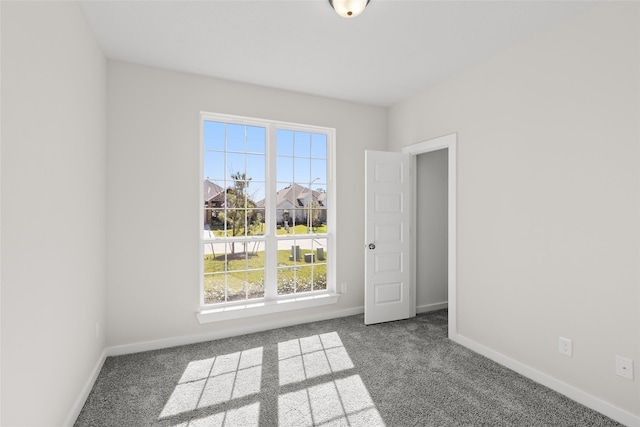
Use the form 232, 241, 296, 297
199, 112, 337, 316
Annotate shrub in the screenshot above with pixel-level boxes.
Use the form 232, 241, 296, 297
204, 278, 264, 304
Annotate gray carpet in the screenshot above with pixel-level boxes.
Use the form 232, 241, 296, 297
75, 310, 622, 426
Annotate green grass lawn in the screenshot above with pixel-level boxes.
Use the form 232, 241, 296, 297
206, 224, 327, 237
203, 249, 327, 304
277, 224, 327, 235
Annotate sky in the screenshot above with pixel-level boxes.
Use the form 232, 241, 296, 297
203, 121, 328, 203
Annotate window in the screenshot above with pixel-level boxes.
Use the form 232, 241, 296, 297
201, 113, 335, 309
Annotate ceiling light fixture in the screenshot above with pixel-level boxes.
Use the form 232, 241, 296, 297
328, 0, 370, 18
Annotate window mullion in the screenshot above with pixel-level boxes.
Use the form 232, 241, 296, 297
264, 124, 278, 300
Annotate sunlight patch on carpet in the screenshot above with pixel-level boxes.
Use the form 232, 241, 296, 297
278, 375, 384, 426
160, 347, 263, 419
278, 331, 354, 386
159, 331, 383, 426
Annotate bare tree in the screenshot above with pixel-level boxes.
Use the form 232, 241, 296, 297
217, 172, 253, 254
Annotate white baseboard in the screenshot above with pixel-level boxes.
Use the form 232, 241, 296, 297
105, 303, 448, 357
417, 301, 448, 314
106, 305, 365, 356
106, 303, 449, 356
451, 333, 640, 427
64, 348, 107, 427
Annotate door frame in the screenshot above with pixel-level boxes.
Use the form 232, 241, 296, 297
402, 133, 457, 338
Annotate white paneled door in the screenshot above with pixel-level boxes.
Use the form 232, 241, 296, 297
364, 150, 413, 325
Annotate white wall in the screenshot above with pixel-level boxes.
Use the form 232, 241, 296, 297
389, 2, 640, 417
416, 149, 448, 308
106, 61, 387, 346
1, 2, 107, 426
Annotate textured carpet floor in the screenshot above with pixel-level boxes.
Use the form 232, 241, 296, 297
75, 310, 622, 426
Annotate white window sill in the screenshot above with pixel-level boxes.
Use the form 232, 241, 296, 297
196, 292, 341, 324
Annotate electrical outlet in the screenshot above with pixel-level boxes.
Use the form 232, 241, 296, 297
559, 337, 572, 357
616, 356, 634, 380
341, 282, 347, 293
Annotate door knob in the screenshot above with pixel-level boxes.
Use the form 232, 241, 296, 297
368, 243, 376, 250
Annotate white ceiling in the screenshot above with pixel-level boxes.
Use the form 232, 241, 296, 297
81, 0, 597, 107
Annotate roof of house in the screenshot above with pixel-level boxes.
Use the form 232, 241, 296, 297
255, 183, 325, 209
205, 180, 260, 208
203, 180, 224, 203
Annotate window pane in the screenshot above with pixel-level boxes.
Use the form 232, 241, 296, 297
290, 183, 312, 235
204, 241, 234, 303
247, 154, 265, 182
225, 209, 250, 236
296, 239, 318, 265
302, 209, 314, 230
247, 126, 265, 153
226, 124, 245, 152
237, 174, 251, 191
247, 240, 265, 300
290, 209, 306, 231
278, 239, 299, 265
226, 153, 246, 177
204, 178, 225, 201
277, 130, 293, 155
312, 267, 327, 291
315, 185, 327, 200
312, 209, 327, 231
203, 246, 219, 274
311, 133, 327, 159
277, 209, 292, 233
296, 266, 313, 293
227, 271, 248, 302
277, 267, 296, 295
249, 182, 265, 209
311, 159, 327, 184
203, 152, 225, 181
226, 188, 247, 209
294, 158, 311, 183
203, 121, 225, 151
276, 183, 295, 208
248, 240, 266, 263
226, 247, 247, 272
203, 208, 225, 234
294, 132, 311, 157
277, 156, 293, 183
292, 184, 306, 206
312, 238, 328, 264
247, 270, 265, 300
308, 206, 325, 232
204, 273, 226, 304
249, 208, 265, 236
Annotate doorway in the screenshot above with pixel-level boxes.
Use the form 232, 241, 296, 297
416, 149, 449, 312
403, 134, 457, 337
